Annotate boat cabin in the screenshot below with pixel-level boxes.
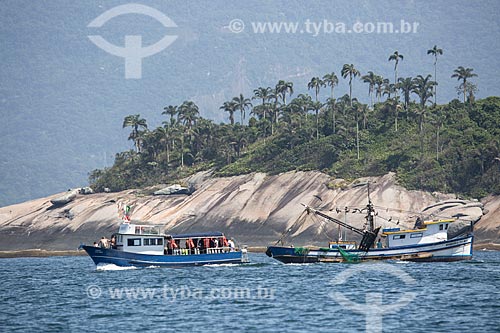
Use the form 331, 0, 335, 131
115, 223, 165, 255
382, 219, 454, 248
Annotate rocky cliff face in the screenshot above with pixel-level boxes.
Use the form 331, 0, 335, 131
0, 171, 497, 250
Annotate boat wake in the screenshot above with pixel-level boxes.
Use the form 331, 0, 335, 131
96, 263, 138, 271
203, 263, 243, 268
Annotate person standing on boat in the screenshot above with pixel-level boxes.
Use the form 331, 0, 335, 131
170, 238, 178, 254
98, 236, 109, 249
186, 238, 195, 254
414, 217, 424, 229
228, 238, 235, 252
166, 236, 176, 255
221, 236, 229, 252
197, 238, 204, 254
203, 238, 210, 253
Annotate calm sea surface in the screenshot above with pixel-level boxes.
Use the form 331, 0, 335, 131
1, 251, 499, 332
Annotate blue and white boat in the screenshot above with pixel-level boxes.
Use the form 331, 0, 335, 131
266, 200, 474, 263
81, 222, 248, 268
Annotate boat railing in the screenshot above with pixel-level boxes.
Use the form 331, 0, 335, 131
171, 247, 232, 255
206, 247, 231, 254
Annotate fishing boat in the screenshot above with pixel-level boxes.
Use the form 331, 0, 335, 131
266, 192, 474, 263
80, 222, 248, 267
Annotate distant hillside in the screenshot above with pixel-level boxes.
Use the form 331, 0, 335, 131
1, 0, 500, 206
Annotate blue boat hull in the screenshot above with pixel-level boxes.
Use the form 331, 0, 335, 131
82, 246, 244, 267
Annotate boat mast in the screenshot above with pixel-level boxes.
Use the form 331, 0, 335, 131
302, 181, 381, 252
366, 182, 375, 232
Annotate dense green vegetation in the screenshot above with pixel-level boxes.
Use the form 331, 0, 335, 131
89, 52, 500, 198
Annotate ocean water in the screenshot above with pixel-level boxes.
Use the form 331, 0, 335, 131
0, 251, 499, 333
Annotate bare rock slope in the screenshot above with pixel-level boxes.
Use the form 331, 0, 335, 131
0, 171, 497, 250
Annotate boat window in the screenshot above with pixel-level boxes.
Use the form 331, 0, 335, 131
127, 238, 141, 246
439, 224, 444, 230
410, 233, 423, 238
144, 238, 163, 246
445, 224, 448, 230
393, 235, 406, 240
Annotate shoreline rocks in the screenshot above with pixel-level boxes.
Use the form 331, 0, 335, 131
0, 171, 498, 251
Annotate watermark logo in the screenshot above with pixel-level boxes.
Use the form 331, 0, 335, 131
227, 18, 419, 36
228, 19, 245, 34
87, 3, 178, 79
86, 284, 275, 302
329, 263, 417, 333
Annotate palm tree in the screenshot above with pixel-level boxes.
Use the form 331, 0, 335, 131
307, 77, 325, 102
397, 77, 415, 110
382, 80, 395, 100
122, 114, 148, 153
374, 75, 384, 103
232, 93, 252, 123
220, 101, 237, 125
311, 100, 323, 140
361, 71, 377, 108
384, 97, 403, 132
253, 87, 272, 120
427, 45, 443, 105
275, 80, 294, 105
412, 75, 436, 109
337, 94, 352, 116
156, 125, 174, 164
341, 64, 360, 106
388, 51, 404, 86
457, 81, 478, 103
412, 75, 436, 133
178, 101, 199, 129
177, 101, 199, 168
451, 66, 478, 103
294, 93, 313, 126
253, 87, 272, 105
323, 72, 339, 99
269, 88, 280, 134
162, 105, 178, 126
323, 72, 339, 133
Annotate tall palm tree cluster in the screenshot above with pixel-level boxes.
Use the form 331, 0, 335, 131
92, 46, 490, 195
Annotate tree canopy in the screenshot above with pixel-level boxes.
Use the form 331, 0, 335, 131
90, 49, 498, 199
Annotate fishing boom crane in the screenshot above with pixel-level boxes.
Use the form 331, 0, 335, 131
301, 203, 380, 251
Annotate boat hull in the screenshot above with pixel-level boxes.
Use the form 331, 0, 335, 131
266, 235, 473, 264
82, 245, 244, 267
